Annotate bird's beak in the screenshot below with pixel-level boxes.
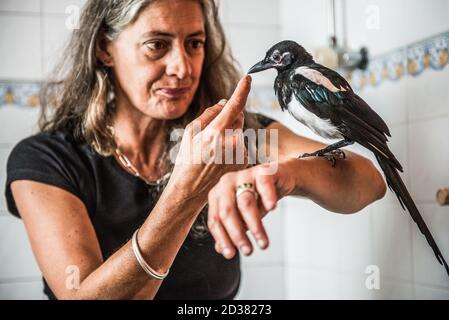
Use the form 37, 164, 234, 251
248, 60, 274, 74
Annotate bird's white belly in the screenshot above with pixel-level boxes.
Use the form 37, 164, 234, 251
287, 99, 342, 139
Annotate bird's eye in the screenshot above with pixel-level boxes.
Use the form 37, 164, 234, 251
271, 53, 282, 63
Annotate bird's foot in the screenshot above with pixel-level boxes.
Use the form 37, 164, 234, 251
298, 149, 346, 167
322, 149, 346, 167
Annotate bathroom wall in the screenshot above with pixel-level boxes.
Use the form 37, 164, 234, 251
280, 0, 449, 299
0, 0, 84, 299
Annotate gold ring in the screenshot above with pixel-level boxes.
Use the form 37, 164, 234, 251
236, 182, 258, 199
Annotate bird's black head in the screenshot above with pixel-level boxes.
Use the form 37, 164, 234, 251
248, 40, 314, 74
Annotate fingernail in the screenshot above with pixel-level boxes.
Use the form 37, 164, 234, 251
223, 247, 233, 258
218, 99, 227, 106
246, 75, 252, 83
240, 245, 251, 256
257, 239, 267, 249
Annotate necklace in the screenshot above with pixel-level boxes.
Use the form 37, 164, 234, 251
108, 126, 171, 187
114, 148, 171, 187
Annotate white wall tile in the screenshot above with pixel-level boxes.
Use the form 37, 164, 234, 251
284, 198, 340, 270
0, 16, 41, 79
0, 147, 12, 213
217, 0, 229, 25
284, 197, 373, 274
0, 0, 40, 13
403, 0, 449, 46
371, 201, 413, 281
41, 0, 86, 14
407, 68, 449, 122
225, 25, 280, 86
285, 267, 339, 299
370, 278, 415, 299
412, 203, 449, 289
280, 0, 330, 49
226, 0, 279, 26
344, 0, 449, 57
333, 207, 373, 274
415, 284, 449, 299
0, 216, 41, 279
285, 267, 376, 299
42, 15, 73, 77
409, 117, 449, 202
344, 0, 449, 56
0, 107, 40, 144
360, 80, 407, 126
240, 207, 283, 267
286, 266, 414, 299
0, 280, 45, 300
235, 265, 284, 299
344, 0, 410, 56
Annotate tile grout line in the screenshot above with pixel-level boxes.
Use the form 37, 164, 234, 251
404, 69, 417, 299
287, 262, 417, 285
225, 22, 282, 29
0, 276, 42, 284
280, 201, 289, 299
281, 205, 287, 299
0, 10, 70, 18
40, 0, 44, 80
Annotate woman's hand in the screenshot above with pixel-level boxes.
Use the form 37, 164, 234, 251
207, 160, 298, 259
167, 76, 252, 206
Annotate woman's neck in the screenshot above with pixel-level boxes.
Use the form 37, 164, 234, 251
111, 105, 168, 180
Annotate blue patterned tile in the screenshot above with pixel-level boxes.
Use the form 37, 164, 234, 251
0, 81, 40, 108
347, 31, 449, 91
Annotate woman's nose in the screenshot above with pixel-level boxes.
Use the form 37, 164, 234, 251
166, 46, 192, 80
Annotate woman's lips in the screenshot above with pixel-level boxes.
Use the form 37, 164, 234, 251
158, 87, 190, 99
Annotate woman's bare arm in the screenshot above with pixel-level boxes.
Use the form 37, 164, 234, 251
205, 120, 387, 260
267, 121, 386, 213
11, 179, 201, 299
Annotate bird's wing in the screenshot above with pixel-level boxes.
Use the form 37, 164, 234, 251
293, 63, 391, 136
291, 63, 402, 171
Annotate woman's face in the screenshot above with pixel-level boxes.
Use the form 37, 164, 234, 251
105, 0, 206, 120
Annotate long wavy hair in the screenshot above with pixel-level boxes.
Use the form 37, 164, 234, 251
39, 0, 262, 238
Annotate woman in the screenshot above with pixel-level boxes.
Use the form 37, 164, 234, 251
5, 0, 386, 299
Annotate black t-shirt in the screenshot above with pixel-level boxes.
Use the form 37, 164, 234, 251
4, 113, 276, 300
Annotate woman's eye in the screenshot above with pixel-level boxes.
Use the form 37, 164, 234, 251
189, 39, 205, 50
144, 40, 167, 51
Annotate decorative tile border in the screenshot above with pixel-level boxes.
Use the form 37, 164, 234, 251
0, 79, 282, 112
345, 31, 449, 91
1, 31, 447, 108
0, 80, 40, 109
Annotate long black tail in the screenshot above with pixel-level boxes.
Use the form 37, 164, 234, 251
375, 154, 449, 276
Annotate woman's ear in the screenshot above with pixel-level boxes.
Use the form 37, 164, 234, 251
96, 30, 114, 67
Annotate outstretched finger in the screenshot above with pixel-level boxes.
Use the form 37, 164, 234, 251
189, 99, 227, 132
210, 76, 251, 129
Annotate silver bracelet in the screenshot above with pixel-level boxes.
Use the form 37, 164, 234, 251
131, 228, 170, 280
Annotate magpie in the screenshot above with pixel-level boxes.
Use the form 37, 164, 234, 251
248, 40, 449, 277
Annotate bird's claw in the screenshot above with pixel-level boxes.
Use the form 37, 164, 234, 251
327, 149, 346, 160
298, 149, 346, 167
323, 154, 337, 167
298, 152, 313, 159
322, 149, 346, 167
